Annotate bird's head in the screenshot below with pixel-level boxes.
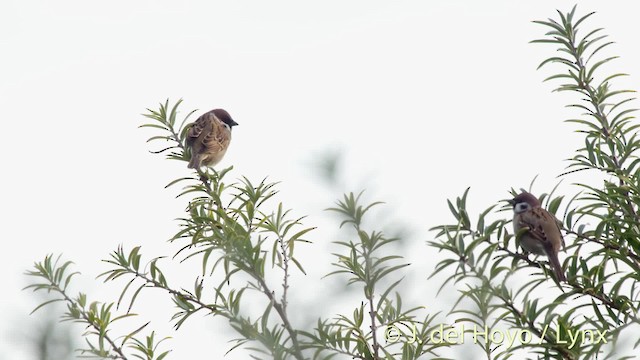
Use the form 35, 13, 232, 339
212, 109, 239, 129
507, 192, 541, 214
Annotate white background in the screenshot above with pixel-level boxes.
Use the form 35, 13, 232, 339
2, 1, 639, 358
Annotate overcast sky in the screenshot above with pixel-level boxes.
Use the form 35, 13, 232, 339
2, 1, 640, 359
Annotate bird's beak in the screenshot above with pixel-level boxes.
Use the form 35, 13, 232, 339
230, 120, 239, 126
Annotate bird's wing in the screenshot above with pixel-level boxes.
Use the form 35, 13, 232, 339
201, 117, 231, 153
186, 112, 213, 148
518, 208, 564, 250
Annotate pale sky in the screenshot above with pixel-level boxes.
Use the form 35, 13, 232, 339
2, 1, 640, 359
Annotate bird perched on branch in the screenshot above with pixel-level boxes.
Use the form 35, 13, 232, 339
186, 109, 238, 169
508, 192, 567, 282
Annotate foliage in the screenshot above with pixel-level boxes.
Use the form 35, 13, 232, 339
25, 255, 171, 360
429, 6, 640, 360
299, 192, 445, 359
25, 100, 444, 359
24, 5, 640, 360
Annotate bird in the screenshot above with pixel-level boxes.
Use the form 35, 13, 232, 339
186, 109, 238, 169
508, 192, 567, 282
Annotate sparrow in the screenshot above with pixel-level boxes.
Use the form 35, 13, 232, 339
186, 109, 238, 169
508, 192, 567, 282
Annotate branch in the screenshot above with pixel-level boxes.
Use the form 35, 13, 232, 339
254, 276, 305, 360
362, 238, 381, 360
496, 293, 576, 360
278, 235, 291, 313
565, 229, 640, 266
132, 270, 217, 315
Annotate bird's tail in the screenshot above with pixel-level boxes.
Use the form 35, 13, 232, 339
547, 251, 567, 282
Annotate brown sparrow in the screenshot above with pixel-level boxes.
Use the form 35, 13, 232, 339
186, 109, 238, 169
508, 192, 567, 282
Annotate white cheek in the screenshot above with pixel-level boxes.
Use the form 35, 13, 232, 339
515, 203, 530, 214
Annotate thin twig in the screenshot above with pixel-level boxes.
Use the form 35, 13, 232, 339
53, 284, 128, 359
359, 227, 380, 359
565, 229, 640, 265
133, 271, 217, 314
278, 235, 290, 313
497, 293, 576, 360
255, 276, 305, 360
565, 26, 640, 224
